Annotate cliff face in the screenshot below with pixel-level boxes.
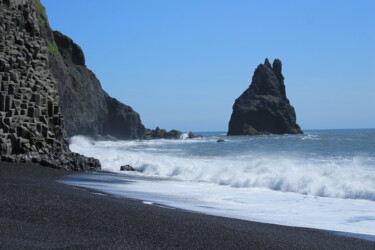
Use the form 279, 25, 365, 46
49, 31, 145, 139
228, 59, 302, 135
0, 0, 99, 170
0, 0, 66, 155
1, 0, 189, 147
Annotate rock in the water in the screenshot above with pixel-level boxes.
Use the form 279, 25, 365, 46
188, 131, 195, 139
187, 131, 202, 139
228, 59, 302, 136
143, 127, 182, 139
217, 139, 225, 143
120, 165, 135, 171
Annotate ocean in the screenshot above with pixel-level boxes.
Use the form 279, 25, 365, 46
63, 129, 375, 238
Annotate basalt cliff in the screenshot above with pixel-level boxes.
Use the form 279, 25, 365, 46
50, 31, 181, 140
20, 0, 144, 140
1, 0, 149, 169
49, 31, 145, 140
228, 59, 302, 135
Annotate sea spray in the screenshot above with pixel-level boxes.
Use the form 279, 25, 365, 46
69, 130, 375, 201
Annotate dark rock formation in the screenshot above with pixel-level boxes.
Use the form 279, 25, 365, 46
48, 31, 145, 140
0, 0, 100, 170
187, 131, 202, 139
143, 127, 182, 139
53, 31, 84, 66
228, 59, 302, 135
0, 0, 65, 155
142, 128, 203, 140
2, 0, 183, 148
104, 95, 144, 139
120, 164, 135, 171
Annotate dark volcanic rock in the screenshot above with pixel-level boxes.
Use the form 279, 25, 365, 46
227, 59, 302, 135
143, 127, 182, 139
104, 95, 144, 139
0, 0, 100, 171
142, 129, 203, 140
48, 31, 145, 140
187, 131, 202, 139
1, 152, 100, 171
120, 164, 135, 171
2, 0, 180, 149
53, 31, 84, 65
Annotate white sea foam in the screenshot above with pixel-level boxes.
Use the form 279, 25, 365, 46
67, 133, 375, 237
62, 173, 375, 237
69, 136, 375, 201
180, 132, 189, 139
301, 134, 321, 140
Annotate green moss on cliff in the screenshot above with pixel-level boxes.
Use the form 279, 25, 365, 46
259, 95, 278, 102
31, 0, 60, 57
47, 41, 60, 56
32, 0, 48, 25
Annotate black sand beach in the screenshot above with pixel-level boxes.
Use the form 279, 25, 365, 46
1, 162, 374, 249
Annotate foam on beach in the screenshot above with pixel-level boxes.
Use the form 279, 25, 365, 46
69, 134, 375, 201
68, 130, 375, 237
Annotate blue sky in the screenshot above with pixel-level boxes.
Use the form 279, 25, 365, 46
41, 0, 375, 131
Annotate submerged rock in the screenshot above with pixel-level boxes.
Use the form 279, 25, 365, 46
188, 131, 202, 139
227, 59, 302, 136
120, 165, 135, 171
143, 127, 182, 139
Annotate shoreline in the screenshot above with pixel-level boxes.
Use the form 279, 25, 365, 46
61, 170, 375, 243
1, 162, 375, 249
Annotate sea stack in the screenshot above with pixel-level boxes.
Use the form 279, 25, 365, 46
227, 59, 302, 135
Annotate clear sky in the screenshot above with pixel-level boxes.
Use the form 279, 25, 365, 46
41, 0, 375, 132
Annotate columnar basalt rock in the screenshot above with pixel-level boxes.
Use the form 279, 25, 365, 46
227, 59, 303, 136
0, 0, 64, 155
0, 0, 100, 170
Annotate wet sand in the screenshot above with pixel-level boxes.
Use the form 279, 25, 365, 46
1, 161, 374, 249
